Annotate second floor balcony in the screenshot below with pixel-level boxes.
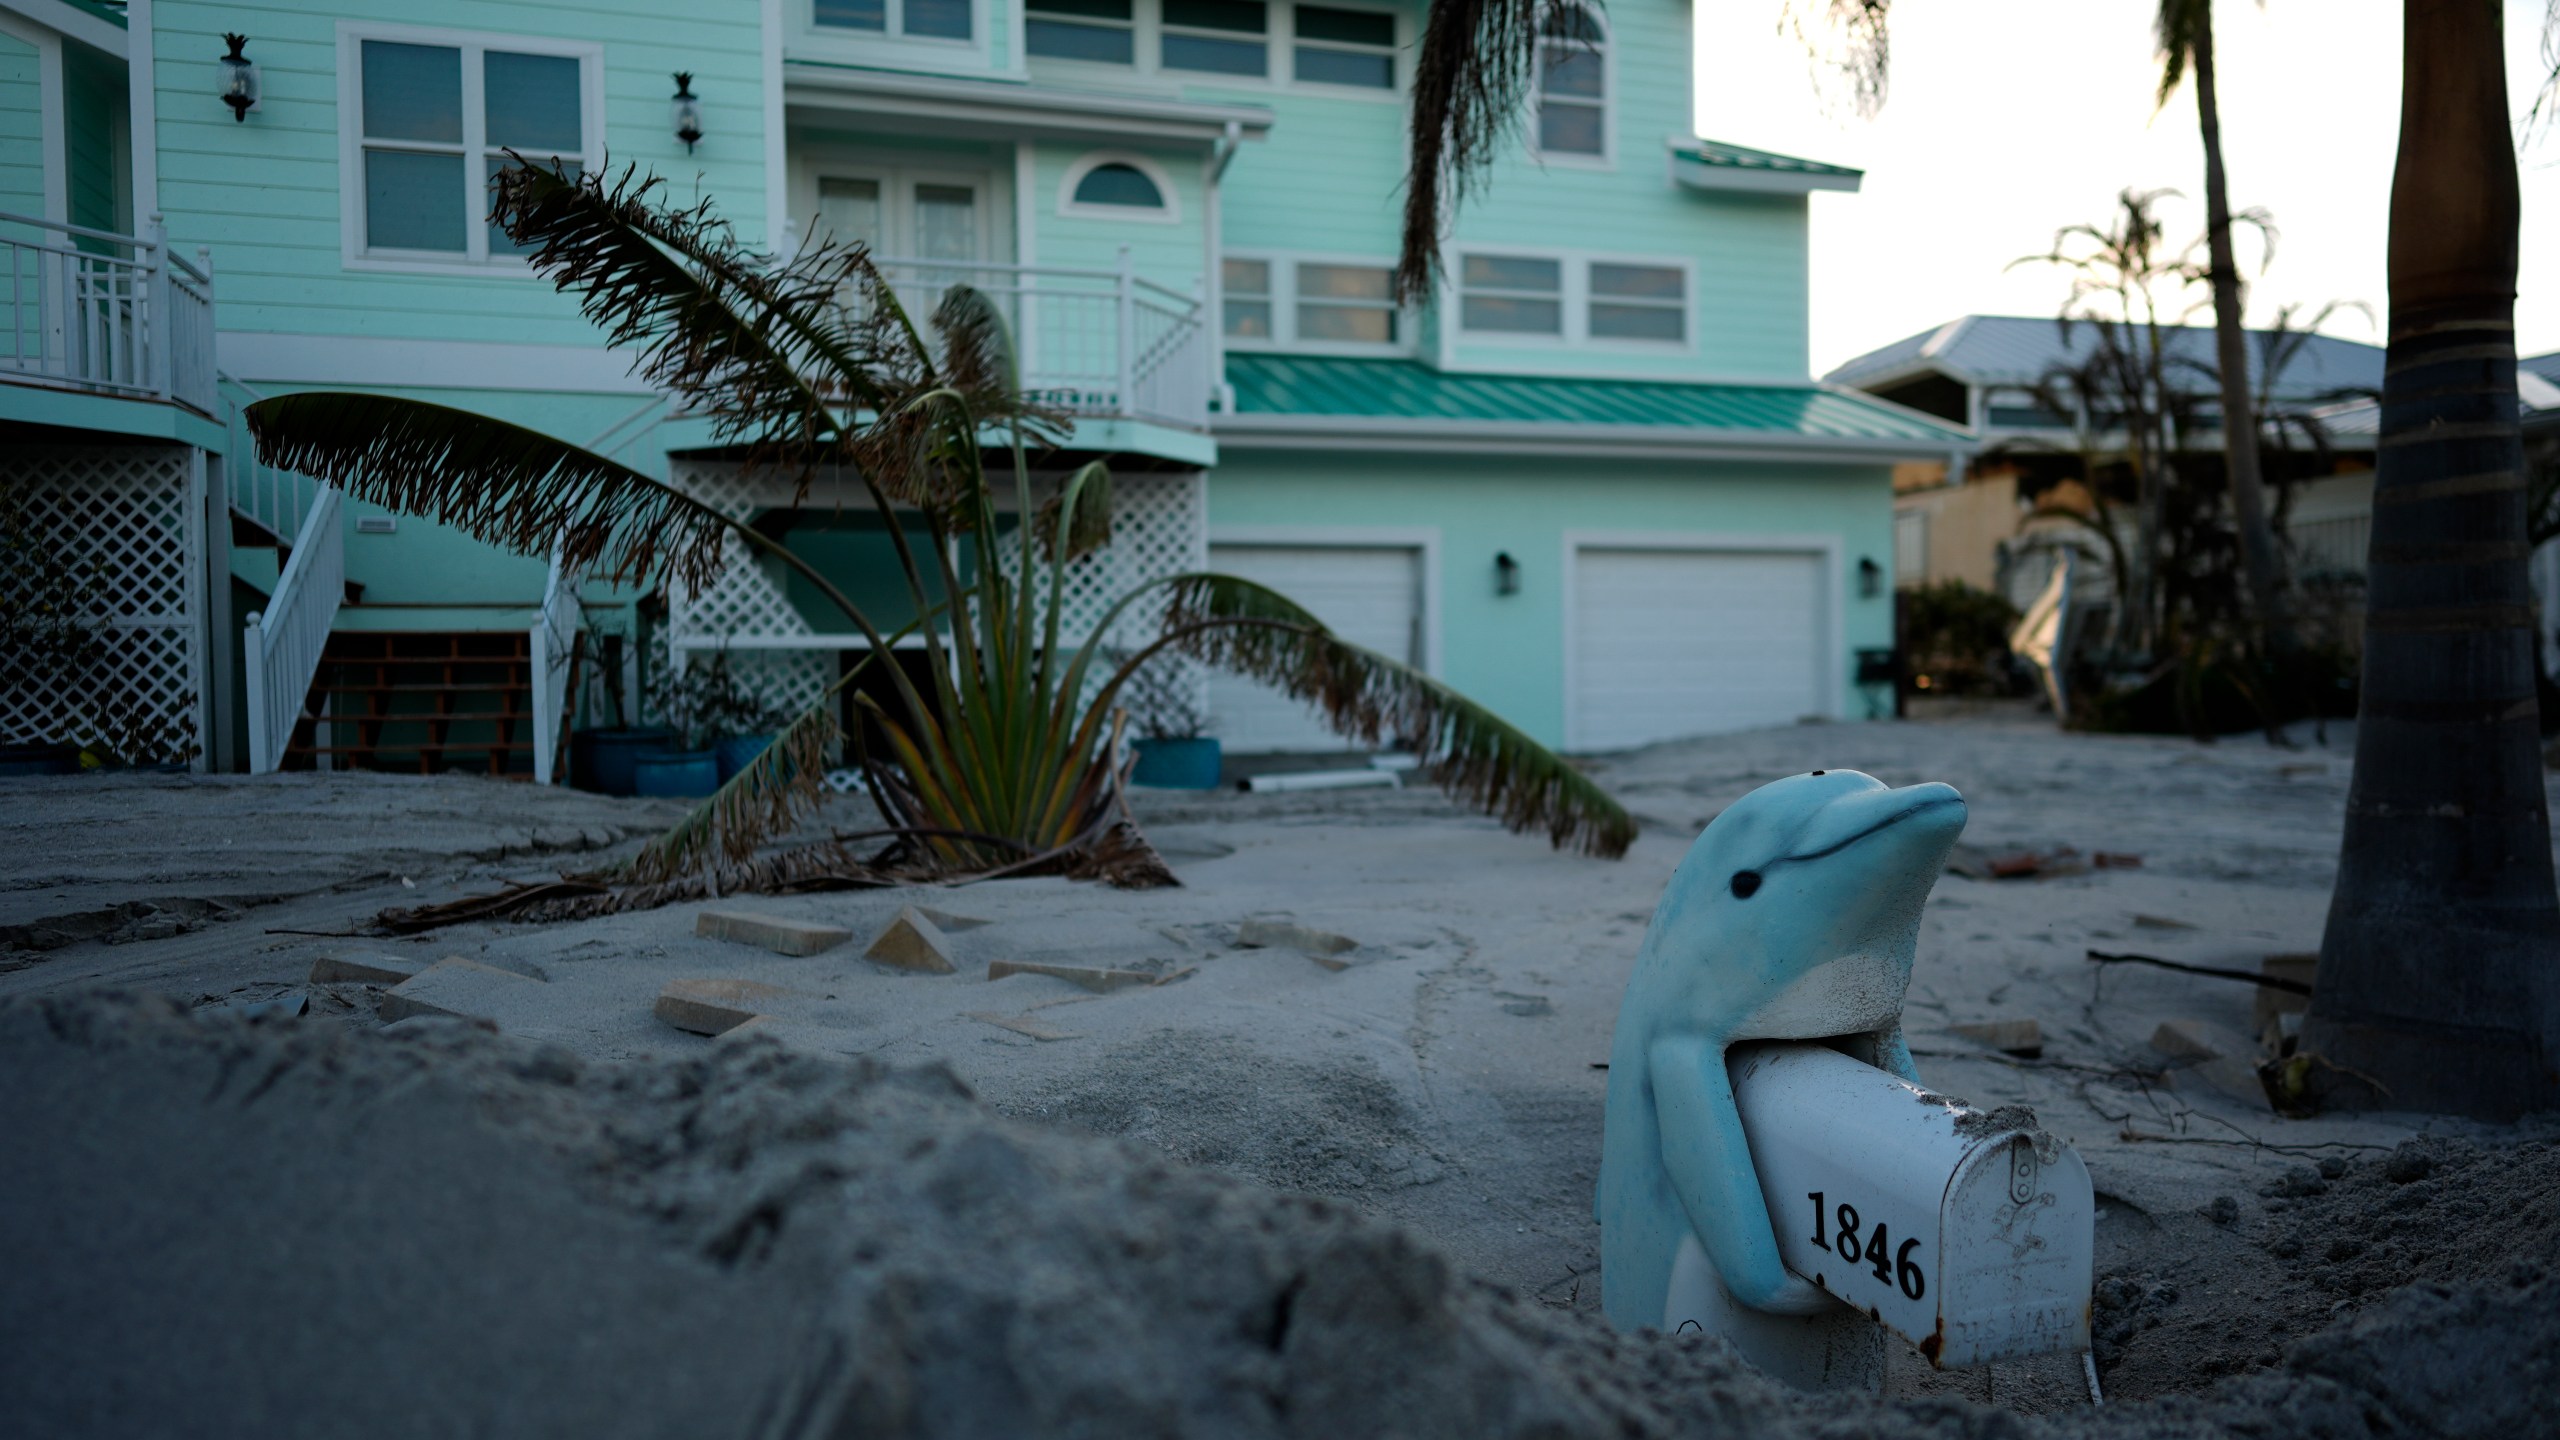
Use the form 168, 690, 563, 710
869, 251, 1212, 433
1, 213, 217, 422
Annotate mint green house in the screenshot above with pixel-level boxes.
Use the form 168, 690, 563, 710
0, 0, 1965, 776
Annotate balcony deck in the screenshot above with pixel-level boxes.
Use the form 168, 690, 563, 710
0, 212, 222, 447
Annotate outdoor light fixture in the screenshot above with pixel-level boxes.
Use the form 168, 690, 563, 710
218, 34, 259, 121
1494, 551, 1521, 596
1858, 556, 1883, 599
671, 73, 704, 153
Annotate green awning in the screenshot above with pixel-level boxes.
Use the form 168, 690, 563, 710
1220, 354, 1970, 454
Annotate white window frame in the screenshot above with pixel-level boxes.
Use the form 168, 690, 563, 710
335, 23, 605, 277
1057, 151, 1183, 224
1022, 0, 1403, 101
1285, 1, 1400, 92
1452, 247, 1694, 352
1220, 250, 1410, 355
800, 0, 991, 71
1021, 0, 1140, 67
1528, 2, 1612, 168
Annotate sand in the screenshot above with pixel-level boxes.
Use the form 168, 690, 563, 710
5, 707, 2557, 1434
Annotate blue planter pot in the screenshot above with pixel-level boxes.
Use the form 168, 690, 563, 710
714, 733, 776, 782
632, 748, 720, 799
1131, 736, 1222, 790
572, 726, 677, 796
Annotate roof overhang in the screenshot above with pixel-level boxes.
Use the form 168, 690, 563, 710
1212, 412, 1969, 465
784, 63, 1273, 148
0, 0, 128, 59
1667, 138, 1862, 196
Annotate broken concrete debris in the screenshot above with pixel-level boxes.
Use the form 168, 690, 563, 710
1948, 1017, 2043, 1057
695, 908, 853, 957
1946, 845, 2140, 880
2148, 1018, 2269, 1107
865, 907, 959, 974
652, 977, 799, 1037
965, 1011, 1081, 1041
985, 960, 1161, 993
308, 950, 430, 986
911, 906, 990, 933
377, 958, 543, 1028
1233, 919, 1358, 960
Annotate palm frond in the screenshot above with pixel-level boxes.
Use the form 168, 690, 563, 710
493, 162, 910, 490
1154, 573, 1636, 858
246, 392, 735, 594
1781, 0, 1893, 119
1034, 460, 1116, 563
1398, 0, 1547, 303
617, 678, 846, 885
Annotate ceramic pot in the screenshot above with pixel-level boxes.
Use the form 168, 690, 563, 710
632, 748, 720, 799
572, 726, 677, 796
1130, 736, 1222, 789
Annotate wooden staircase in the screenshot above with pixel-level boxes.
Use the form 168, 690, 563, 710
281, 631, 573, 777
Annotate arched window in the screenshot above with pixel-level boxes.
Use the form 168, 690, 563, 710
1059, 153, 1181, 222
1074, 162, 1165, 209
1533, 5, 1606, 158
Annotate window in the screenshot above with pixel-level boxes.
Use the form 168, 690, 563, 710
1162, 0, 1267, 76
1456, 253, 1688, 345
1293, 5, 1394, 88
1587, 262, 1684, 342
1296, 262, 1395, 342
345, 30, 597, 266
815, 0, 972, 41
1073, 163, 1165, 209
1224, 256, 1401, 348
1533, 5, 1606, 157
1459, 254, 1563, 335
1059, 153, 1180, 221
1223, 258, 1274, 338
1027, 0, 1135, 62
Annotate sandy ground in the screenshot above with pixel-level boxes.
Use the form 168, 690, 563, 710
6, 708, 2557, 1433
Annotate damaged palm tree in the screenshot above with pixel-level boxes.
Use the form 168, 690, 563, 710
249, 164, 1632, 912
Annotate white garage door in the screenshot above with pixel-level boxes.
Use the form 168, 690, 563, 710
1206, 543, 1423, 753
1571, 547, 1828, 751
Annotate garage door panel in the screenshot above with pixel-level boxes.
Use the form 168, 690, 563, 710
1571, 548, 1826, 751
1206, 543, 1422, 754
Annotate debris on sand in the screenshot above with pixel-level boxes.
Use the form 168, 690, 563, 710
866, 906, 961, 974
1234, 918, 1359, 962
653, 976, 801, 1036
1948, 1017, 2043, 1057
377, 956, 545, 1028
986, 959, 1165, 993
695, 908, 852, 957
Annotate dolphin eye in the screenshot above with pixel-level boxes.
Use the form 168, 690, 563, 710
1730, 871, 1763, 899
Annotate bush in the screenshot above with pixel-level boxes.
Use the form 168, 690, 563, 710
1897, 581, 2022, 697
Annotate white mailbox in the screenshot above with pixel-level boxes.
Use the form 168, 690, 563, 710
1732, 1042, 2094, 1368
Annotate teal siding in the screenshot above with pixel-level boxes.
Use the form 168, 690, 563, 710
153, 0, 770, 346
1029, 140, 1206, 296
1206, 452, 1897, 748
0, 32, 43, 226
64, 42, 124, 235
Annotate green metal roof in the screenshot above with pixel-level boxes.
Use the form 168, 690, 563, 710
1673, 139, 1862, 181
1221, 354, 1970, 450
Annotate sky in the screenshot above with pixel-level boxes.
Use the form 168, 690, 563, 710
1691, 0, 2560, 377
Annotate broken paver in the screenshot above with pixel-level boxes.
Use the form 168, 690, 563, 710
2151, 1017, 2270, 1107
308, 950, 430, 986
1949, 1018, 2044, 1057
377, 958, 543, 1027
986, 959, 1161, 992
652, 977, 800, 1036
695, 908, 852, 957
1233, 919, 1357, 957
709, 1013, 866, 1056
965, 1011, 1081, 1041
912, 906, 990, 932
865, 907, 958, 974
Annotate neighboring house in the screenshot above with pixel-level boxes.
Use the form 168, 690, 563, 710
1, 0, 1967, 777
1830, 313, 2384, 614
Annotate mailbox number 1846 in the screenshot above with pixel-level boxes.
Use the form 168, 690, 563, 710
1807, 1192, 1927, 1301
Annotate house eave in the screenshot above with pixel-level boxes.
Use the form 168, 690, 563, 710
1211, 412, 1971, 464
1670, 157, 1862, 196
783, 63, 1274, 146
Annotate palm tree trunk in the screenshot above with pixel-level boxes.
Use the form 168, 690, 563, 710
2308, 0, 2560, 1118
2190, 15, 2293, 667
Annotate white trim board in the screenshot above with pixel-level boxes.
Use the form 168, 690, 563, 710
1208, 523, 1443, 674
1558, 529, 1845, 752
0, 0, 125, 57
1214, 413, 1968, 463
218, 332, 652, 393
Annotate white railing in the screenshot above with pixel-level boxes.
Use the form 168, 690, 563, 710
0, 211, 217, 416
243, 487, 345, 773
870, 247, 1208, 430
529, 546, 582, 785
222, 374, 329, 543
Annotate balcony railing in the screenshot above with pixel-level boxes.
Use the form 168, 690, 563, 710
0, 212, 217, 417
871, 248, 1210, 430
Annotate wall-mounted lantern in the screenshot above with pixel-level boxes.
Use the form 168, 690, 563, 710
219, 34, 260, 121
671, 73, 704, 153
1858, 556, 1883, 599
1494, 551, 1521, 597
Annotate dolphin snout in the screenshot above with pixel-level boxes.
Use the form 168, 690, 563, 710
1783, 782, 1966, 865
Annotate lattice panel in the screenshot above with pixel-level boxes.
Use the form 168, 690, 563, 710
660, 461, 835, 724
998, 470, 1210, 724
1, 445, 201, 761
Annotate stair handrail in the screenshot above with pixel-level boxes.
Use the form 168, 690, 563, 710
243, 486, 345, 773
530, 541, 582, 785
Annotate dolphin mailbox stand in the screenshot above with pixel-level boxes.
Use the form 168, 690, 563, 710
1730, 1043, 2093, 1369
